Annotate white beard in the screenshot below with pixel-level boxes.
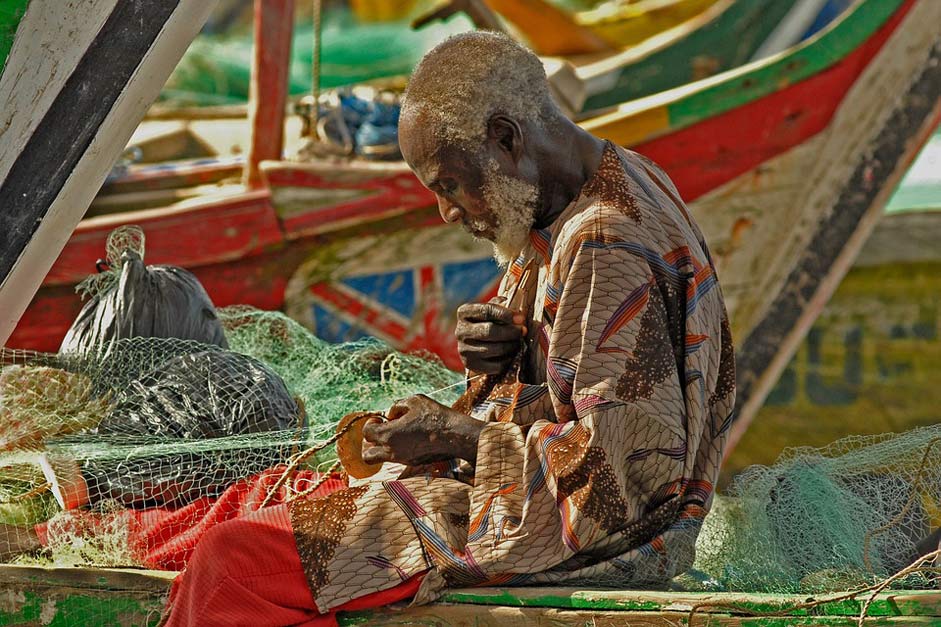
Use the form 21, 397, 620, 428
481, 160, 538, 268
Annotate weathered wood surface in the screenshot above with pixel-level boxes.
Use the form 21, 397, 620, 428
725, 24, 941, 448
243, 0, 294, 189
0, 0, 219, 347
0, 566, 173, 627
342, 606, 940, 626
723, 209, 941, 479
1, 566, 939, 627
440, 587, 941, 617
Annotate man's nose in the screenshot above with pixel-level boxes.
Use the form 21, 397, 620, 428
437, 197, 463, 224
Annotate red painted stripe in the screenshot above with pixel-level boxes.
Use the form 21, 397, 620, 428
265, 167, 436, 237
44, 191, 284, 285
637, 0, 915, 201
308, 282, 409, 342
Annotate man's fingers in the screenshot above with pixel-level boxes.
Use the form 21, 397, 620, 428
386, 403, 409, 421
456, 321, 521, 343
457, 302, 516, 325
459, 339, 519, 358
362, 445, 393, 465
464, 357, 507, 375
362, 419, 388, 443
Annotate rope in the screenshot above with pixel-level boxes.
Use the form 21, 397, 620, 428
260, 412, 374, 507
309, 0, 323, 137
862, 436, 941, 572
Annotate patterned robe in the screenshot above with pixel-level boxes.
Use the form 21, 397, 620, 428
291, 141, 735, 611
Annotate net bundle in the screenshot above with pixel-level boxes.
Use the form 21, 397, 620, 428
0, 307, 461, 568
693, 425, 941, 593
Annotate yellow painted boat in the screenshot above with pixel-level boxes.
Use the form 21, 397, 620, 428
484, 0, 718, 55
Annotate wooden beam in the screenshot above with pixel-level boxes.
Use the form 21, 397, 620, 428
243, 0, 294, 189
340, 605, 940, 626
0, 0, 219, 347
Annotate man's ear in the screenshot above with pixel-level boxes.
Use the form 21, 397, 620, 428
487, 115, 523, 163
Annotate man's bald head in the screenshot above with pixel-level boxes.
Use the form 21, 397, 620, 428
399, 32, 593, 268
401, 31, 560, 147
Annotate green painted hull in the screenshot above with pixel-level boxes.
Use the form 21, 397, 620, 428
0, 0, 29, 77
581, 0, 800, 111
2, 565, 940, 626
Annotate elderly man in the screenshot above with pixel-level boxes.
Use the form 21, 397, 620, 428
164, 31, 734, 626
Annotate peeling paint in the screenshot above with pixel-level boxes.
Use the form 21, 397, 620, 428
39, 598, 56, 625
0, 589, 27, 613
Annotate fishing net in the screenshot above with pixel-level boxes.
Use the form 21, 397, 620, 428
692, 424, 941, 594
0, 307, 461, 570
1, 301, 939, 618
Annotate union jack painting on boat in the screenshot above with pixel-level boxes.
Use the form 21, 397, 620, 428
287, 226, 502, 370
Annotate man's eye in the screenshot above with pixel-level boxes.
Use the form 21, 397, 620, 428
441, 181, 457, 194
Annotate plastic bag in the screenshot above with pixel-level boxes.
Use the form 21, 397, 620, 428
79, 349, 305, 508
60, 226, 228, 356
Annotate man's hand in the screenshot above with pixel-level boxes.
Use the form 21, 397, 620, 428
456, 298, 526, 374
362, 395, 484, 466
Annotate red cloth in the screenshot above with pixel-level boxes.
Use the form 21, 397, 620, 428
162, 502, 425, 627
36, 468, 346, 571
36, 469, 424, 625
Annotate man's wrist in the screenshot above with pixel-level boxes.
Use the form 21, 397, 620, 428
448, 413, 484, 464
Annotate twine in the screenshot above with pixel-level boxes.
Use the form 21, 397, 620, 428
260, 412, 376, 507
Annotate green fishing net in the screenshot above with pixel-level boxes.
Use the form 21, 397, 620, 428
1, 305, 938, 597
0, 307, 461, 567
693, 425, 941, 593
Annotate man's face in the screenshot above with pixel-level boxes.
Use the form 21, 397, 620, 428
400, 113, 538, 266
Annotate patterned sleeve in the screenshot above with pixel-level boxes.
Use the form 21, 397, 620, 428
465, 238, 709, 584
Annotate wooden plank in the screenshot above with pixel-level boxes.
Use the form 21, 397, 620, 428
0, 566, 173, 627
728, 34, 941, 448
0, 0, 117, 185
243, 0, 294, 188
441, 587, 941, 617
0, 565, 176, 592
339, 605, 941, 626
0, 0, 219, 347
0, 566, 938, 626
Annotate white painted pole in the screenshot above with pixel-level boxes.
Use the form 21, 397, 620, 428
0, 0, 219, 347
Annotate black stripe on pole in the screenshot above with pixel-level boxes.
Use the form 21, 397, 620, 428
733, 42, 941, 418
0, 0, 182, 284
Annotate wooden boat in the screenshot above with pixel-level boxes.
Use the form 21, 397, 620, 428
8, 0, 941, 447
157, 0, 834, 114
0, 0, 217, 349
724, 129, 941, 480
1, 5, 939, 623
2, 564, 940, 625
479, 0, 719, 56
